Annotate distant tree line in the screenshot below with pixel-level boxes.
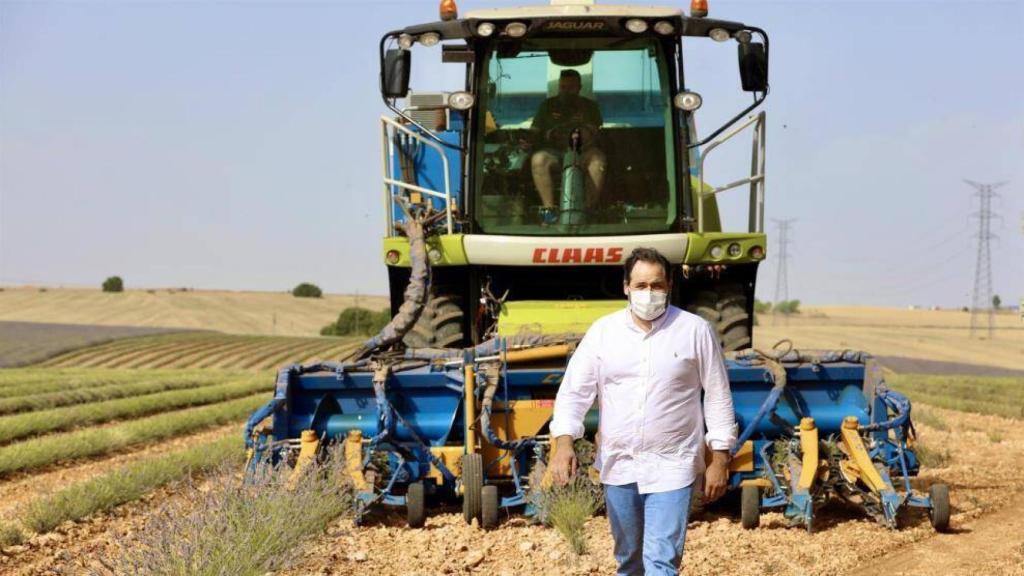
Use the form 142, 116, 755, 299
321, 307, 391, 336
754, 299, 801, 315
292, 283, 322, 298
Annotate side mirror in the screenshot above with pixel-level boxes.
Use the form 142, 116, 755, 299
737, 42, 768, 93
382, 49, 411, 99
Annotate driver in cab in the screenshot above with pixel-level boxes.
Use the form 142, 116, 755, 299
530, 69, 607, 224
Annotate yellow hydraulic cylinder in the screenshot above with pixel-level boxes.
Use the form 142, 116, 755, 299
345, 429, 369, 491
839, 416, 889, 494
798, 417, 819, 490
464, 363, 477, 455
502, 344, 573, 364
287, 429, 320, 490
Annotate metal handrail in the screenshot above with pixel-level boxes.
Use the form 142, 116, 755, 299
380, 115, 454, 235
696, 111, 767, 233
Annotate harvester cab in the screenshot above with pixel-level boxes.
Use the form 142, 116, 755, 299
244, 0, 950, 535
379, 0, 769, 351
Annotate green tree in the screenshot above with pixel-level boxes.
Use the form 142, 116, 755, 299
775, 300, 801, 315
992, 294, 1001, 310
102, 276, 124, 293
754, 299, 773, 314
291, 283, 322, 299
321, 307, 391, 336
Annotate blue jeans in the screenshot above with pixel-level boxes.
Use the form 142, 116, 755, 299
603, 482, 693, 576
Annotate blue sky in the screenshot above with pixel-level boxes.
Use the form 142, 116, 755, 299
1, 0, 1022, 307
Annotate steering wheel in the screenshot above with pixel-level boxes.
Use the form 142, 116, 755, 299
544, 124, 599, 150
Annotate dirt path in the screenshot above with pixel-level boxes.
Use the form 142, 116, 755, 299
852, 497, 1024, 575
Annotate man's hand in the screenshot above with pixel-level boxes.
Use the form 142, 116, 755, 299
704, 450, 730, 503
550, 435, 578, 486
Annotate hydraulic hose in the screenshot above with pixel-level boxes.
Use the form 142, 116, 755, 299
354, 199, 433, 359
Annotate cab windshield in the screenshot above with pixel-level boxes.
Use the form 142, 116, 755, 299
474, 37, 678, 235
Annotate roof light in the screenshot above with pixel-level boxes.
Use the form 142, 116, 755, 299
624, 19, 648, 34
691, 0, 709, 18
476, 22, 496, 37
448, 91, 475, 110
440, 0, 458, 21
653, 20, 675, 35
709, 245, 724, 259
709, 28, 730, 42
385, 250, 401, 265
398, 34, 415, 50
505, 21, 528, 38
419, 32, 441, 47
727, 243, 742, 257
673, 91, 703, 111
749, 245, 765, 260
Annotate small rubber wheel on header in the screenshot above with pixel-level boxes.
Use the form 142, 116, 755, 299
740, 485, 761, 529
481, 485, 499, 529
929, 483, 950, 532
406, 481, 425, 528
462, 453, 483, 524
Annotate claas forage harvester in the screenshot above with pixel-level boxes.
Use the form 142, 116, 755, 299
245, 0, 950, 533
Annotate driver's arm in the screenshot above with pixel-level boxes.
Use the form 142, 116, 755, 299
587, 99, 603, 129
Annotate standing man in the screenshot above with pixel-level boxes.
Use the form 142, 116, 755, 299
549, 247, 736, 576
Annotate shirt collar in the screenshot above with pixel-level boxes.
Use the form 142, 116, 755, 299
621, 303, 674, 335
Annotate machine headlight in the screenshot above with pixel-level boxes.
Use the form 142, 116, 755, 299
673, 91, 703, 112
385, 250, 401, 265
476, 22, 496, 37
428, 248, 443, 263
448, 91, 476, 110
505, 21, 528, 38
419, 32, 441, 47
653, 20, 675, 35
727, 243, 742, 257
625, 19, 649, 33
709, 245, 724, 259
709, 28, 730, 42
398, 34, 415, 50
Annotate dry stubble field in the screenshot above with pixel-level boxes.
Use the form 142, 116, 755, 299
0, 289, 1021, 575
0, 287, 388, 337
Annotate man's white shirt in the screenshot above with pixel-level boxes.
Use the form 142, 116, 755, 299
550, 305, 737, 494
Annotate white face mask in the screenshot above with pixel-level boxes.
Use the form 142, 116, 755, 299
628, 289, 668, 321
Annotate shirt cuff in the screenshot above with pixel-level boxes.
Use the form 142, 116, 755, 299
549, 419, 585, 440
705, 423, 739, 452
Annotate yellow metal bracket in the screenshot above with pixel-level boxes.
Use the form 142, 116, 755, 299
464, 363, 477, 455
798, 417, 820, 490
839, 416, 888, 493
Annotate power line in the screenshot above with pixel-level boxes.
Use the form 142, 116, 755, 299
772, 218, 796, 305
965, 179, 1007, 339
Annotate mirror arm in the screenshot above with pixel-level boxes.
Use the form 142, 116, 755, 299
378, 31, 466, 152
687, 88, 767, 149
687, 27, 769, 149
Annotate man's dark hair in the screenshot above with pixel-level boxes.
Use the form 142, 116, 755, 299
559, 69, 582, 81
623, 247, 672, 284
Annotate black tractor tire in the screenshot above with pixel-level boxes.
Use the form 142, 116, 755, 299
740, 485, 761, 529
406, 481, 426, 528
402, 293, 464, 349
481, 484, 500, 530
686, 283, 752, 352
929, 483, 950, 532
462, 453, 483, 524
